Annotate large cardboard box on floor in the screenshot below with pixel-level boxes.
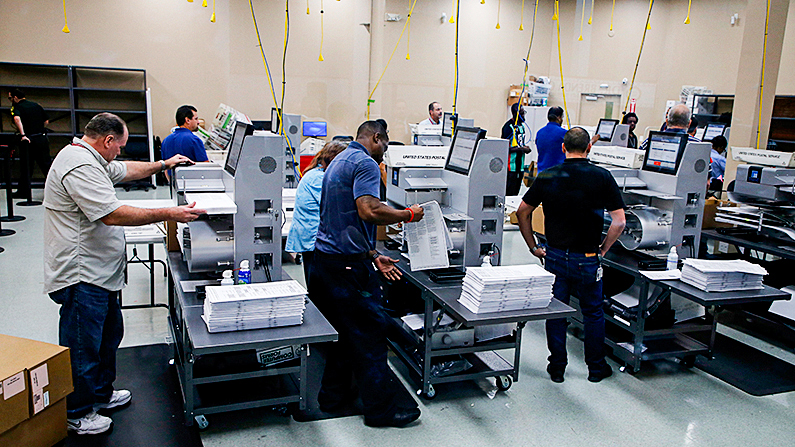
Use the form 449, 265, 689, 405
702, 197, 737, 229
0, 334, 72, 447
507, 205, 545, 235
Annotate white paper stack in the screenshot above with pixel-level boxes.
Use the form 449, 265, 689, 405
458, 265, 555, 313
202, 280, 307, 333
680, 259, 768, 292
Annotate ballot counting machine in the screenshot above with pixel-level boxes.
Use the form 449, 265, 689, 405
592, 119, 631, 147
591, 131, 711, 259
716, 148, 795, 243
384, 126, 509, 268
173, 120, 284, 283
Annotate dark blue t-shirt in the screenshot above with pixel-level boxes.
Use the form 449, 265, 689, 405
161, 128, 208, 164
314, 141, 381, 255
535, 121, 567, 172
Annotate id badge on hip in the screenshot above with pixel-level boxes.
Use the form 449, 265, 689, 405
596, 265, 603, 282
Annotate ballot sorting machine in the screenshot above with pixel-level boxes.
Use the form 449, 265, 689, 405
383, 126, 508, 268
174, 120, 284, 283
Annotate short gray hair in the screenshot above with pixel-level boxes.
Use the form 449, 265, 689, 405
84, 113, 126, 139
667, 104, 691, 129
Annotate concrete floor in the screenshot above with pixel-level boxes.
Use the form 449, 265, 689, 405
2, 187, 795, 447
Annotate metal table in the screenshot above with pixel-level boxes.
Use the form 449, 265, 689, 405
598, 249, 789, 373
167, 252, 337, 427
379, 245, 576, 399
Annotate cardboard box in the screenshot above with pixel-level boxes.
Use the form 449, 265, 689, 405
166, 220, 180, 252
0, 334, 72, 446
507, 205, 545, 235
702, 197, 736, 229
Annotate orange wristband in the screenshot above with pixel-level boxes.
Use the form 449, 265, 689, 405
405, 207, 414, 222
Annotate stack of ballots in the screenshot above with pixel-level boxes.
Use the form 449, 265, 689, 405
680, 259, 767, 292
202, 280, 307, 333
459, 265, 555, 313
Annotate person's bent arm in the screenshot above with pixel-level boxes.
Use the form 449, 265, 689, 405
355, 195, 424, 226
600, 208, 626, 257
13, 116, 30, 143
516, 201, 545, 259
122, 154, 194, 182
100, 202, 206, 226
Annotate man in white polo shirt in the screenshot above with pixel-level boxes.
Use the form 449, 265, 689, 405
44, 112, 206, 435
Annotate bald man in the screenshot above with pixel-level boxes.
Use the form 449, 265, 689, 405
641, 104, 700, 151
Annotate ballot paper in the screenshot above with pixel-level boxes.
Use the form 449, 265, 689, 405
458, 264, 555, 313
404, 201, 450, 271
679, 259, 767, 292
639, 270, 682, 281
202, 280, 307, 333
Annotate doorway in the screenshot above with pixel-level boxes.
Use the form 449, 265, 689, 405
578, 93, 622, 125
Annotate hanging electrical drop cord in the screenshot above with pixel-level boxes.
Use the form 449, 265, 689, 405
512, 0, 539, 146
609, 0, 616, 31
554, 0, 570, 128
684, 0, 692, 24
452, 0, 460, 129
405, 0, 412, 59
589, 0, 594, 24
757, 0, 771, 150
519, 0, 525, 30
278, 0, 301, 181
61, 0, 70, 33
319, 0, 325, 61
578, 0, 585, 41
366, 0, 418, 119
623, 0, 654, 114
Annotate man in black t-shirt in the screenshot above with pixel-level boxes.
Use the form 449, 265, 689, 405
516, 127, 626, 384
8, 88, 51, 198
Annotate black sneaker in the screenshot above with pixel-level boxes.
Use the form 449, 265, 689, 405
364, 407, 420, 428
546, 364, 565, 383
588, 365, 613, 383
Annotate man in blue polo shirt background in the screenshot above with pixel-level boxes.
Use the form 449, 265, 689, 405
309, 120, 424, 428
535, 106, 567, 173
160, 105, 208, 180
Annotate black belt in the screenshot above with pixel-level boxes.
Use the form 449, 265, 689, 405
314, 250, 369, 262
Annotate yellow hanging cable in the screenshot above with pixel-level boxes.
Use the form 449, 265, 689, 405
554, 0, 570, 128
202, 0, 207, 7
450, 0, 456, 23
188, 0, 193, 3
624, 0, 654, 113
367, 0, 419, 119
609, 0, 615, 31
278, 0, 300, 180
512, 0, 539, 147
757, 0, 771, 150
61, 0, 70, 33
588, 0, 594, 24
319, 0, 325, 61
307, 0, 310, 15
496, 0, 501, 29
578, 0, 585, 41
210, 0, 216, 22
519, 0, 525, 31
406, 3, 413, 59
684, 0, 692, 24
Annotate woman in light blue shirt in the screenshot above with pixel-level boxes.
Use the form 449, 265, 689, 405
286, 140, 348, 285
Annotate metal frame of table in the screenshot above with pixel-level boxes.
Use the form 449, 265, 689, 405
167, 252, 337, 427
380, 246, 576, 399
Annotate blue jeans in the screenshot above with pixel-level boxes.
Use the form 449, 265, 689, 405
309, 254, 407, 420
50, 282, 124, 418
543, 247, 608, 373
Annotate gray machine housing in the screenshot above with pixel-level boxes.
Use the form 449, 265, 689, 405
603, 141, 711, 258
386, 139, 508, 267
175, 132, 284, 283
279, 113, 302, 188
733, 165, 795, 202
594, 123, 630, 147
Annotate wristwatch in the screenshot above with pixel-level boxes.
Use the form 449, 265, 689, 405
159, 160, 167, 172
370, 251, 381, 262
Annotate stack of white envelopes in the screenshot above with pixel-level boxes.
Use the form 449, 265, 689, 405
202, 280, 307, 333
459, 264, 555, 313
680, 259, 768, 292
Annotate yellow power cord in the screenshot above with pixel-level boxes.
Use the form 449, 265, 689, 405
609, 0, 616, 31
211, 0, 216, 22
496, 0, 501, 29
623, 0, 654, 114
554, 0, 570, 128
406, 1, 413, 59
589, 0, 594, 24
578, 0, 585, 41
450, 0, 456, 23
512, 0, 539, 147
452, 0, 460, 122
366, 0, 418, 119
62, 0, 70, 33
684, 0, 692, 24
519, 0, 525, 31
757, 0, 770, 150
319, 0, 325, 61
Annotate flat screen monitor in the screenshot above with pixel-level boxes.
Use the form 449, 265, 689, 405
596, 119, 619, 141
702, 123, 726, 141
445, 126, 486, 175
302, 121, 327, 137
442, 112, 455, 137
225, 121, 253, 176
270, 107, 281, 133
642, 131, 688, 175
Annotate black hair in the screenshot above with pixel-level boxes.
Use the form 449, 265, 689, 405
511, 102, 522, 116
548, 106, 564, 121
428, 102, 440, 112
356, 120, 388, 141
622, 112, 638, 124
176, 105, 197, 126
564, 127, 590, 153
84, 113, 126, 139
8, 88, 25, 99
375, 118, 388, 134
711, 135, 728, 149
688, 116, 699, 134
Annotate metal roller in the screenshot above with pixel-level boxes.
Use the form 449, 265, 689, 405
612, 207, 672, 251
184, 218, 235, 272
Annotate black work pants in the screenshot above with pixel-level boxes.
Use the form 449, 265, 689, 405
17, 135, 51, 195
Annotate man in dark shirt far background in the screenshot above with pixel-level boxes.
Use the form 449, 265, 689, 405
516, 127, 626, 384
8, 87, 51, 198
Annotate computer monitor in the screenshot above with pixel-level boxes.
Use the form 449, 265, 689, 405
445, 126, 486, 175
225, 121, 253, 176
442, 112, 456, 137
642, 131, 688, 175
302, 121, 327, 137
596, 119, 619, 141
702, 123, 726, 141
270, 107, 281, 133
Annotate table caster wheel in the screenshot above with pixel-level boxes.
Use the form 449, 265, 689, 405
418, 384, 436, 400
496, 375, 512, 391
195, 415, 209, 430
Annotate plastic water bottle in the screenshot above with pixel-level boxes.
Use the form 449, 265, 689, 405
481, 255, 492, 267
238, 260, 251, 284
221, 270, 234, 286
667, 247, 679, 271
